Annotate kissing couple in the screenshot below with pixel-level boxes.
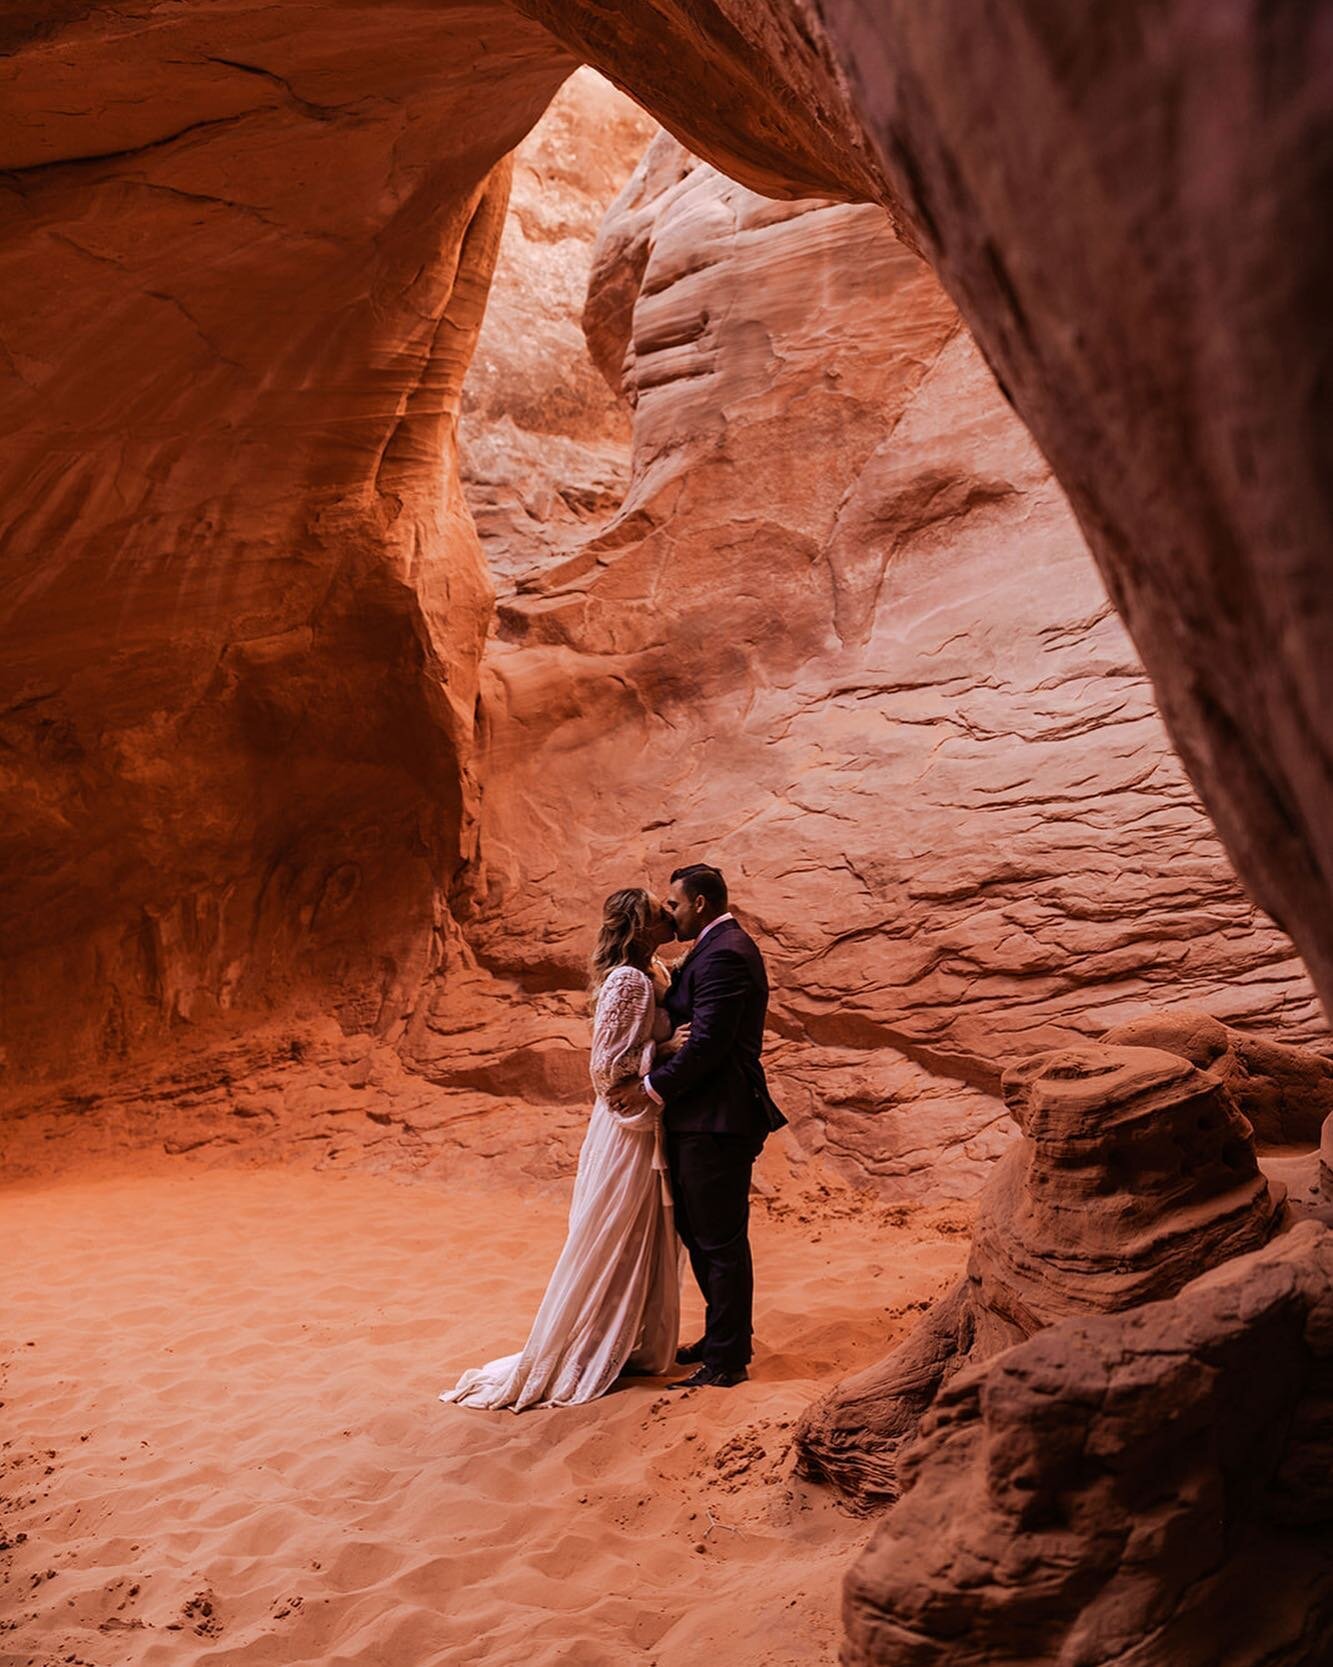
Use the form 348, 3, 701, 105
440, 863, 787, 1411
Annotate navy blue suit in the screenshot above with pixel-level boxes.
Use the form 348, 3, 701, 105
649, 917, 786, 1370
652, 917, 787, 1137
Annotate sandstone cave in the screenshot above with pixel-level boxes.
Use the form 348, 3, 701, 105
3, 5, 1332, 1664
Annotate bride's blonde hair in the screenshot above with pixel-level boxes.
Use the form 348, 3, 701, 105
589, 887, 658, 995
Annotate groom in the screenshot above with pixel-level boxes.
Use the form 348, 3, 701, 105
610, 863, 786, 1388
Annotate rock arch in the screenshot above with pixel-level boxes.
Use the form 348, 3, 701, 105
2, 2, 1328, 1085
5, 7, 1333, 1663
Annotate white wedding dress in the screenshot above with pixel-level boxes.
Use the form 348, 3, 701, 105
439, 964, 680, 1411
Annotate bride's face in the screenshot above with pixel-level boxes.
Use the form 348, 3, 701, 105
644, 896, 676, 950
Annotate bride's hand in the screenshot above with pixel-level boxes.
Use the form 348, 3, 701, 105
657, 1022, 691, 1059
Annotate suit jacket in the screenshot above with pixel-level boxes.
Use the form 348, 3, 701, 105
650, 917, 787, 1139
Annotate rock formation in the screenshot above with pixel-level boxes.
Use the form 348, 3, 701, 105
0, 3, 869, 1090
0, 7, 580, 1085
795, 1039, 1284, 1508
0, 1012, 586, 1190
459, 70, 656, 585
1104, 1009, 1333, 1149
428, 134, 1324, 1195
1323, 1121, 1333, 1206
842, 1221, 1333, 1667
4, 8, 1333, 1666
519, 0, 1333, 1055
2, 3, 1330, 1122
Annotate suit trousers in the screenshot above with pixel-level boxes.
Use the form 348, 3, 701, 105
667, 1130, 764, 1371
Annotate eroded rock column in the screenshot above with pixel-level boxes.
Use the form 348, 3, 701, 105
0, 6, 575, 1077
795, 1040, 1285, 1508
843, 1223, 1333, 1667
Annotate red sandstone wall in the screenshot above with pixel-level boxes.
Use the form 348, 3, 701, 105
419, 137, 1324, 1196
0, 7, 575, 1082
3, 5, 1329, 1181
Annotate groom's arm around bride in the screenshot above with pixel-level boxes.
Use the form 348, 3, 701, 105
609, 879, 785, 1137
642, 937, 785, 1136
646, 944, 752, 1108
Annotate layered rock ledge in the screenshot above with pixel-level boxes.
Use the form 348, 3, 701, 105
796, 1037, 1288, 1508
843, 1222, 1333, 1667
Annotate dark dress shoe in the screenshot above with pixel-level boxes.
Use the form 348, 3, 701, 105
675, 1338, 707, 1366
669, 1364, 748, 1390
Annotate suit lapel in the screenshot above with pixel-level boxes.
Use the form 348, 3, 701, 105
674, 920, 741, 1003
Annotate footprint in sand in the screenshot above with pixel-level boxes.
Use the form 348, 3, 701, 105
179, 1588, 223, 1636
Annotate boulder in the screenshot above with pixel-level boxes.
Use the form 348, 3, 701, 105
795, 1042, 1283, 1507
843, 1222, 1333, 1667
1105, 1009, 1333, 1148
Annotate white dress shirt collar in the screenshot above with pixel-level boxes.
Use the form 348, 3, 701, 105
695, 910, 734, 945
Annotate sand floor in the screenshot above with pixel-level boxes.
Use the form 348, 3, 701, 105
2, 1164, 971, 1666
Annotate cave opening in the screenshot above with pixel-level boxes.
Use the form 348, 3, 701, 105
428, 68, 1327, 1211
5, 8, 1333, 1665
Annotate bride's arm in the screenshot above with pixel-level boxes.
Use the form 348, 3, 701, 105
589, 970, 656, 1099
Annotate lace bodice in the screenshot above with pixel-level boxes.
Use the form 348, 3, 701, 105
590, 965, 656, 1099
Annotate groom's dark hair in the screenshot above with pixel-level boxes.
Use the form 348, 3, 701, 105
671, 863, 728, 911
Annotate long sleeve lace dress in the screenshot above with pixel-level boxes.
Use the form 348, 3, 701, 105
438, 964, 680, 1410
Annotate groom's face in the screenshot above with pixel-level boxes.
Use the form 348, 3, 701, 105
665, 879, 703, 940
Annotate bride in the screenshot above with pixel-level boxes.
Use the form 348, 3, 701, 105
439, 887, 686, 1411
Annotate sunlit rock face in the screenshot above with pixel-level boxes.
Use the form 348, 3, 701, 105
519, 0, 1333, 1082
459, 70, 656, 586
435, 134, 1323, 1196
